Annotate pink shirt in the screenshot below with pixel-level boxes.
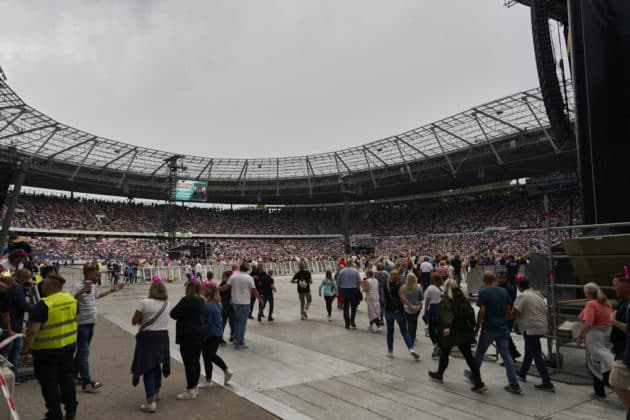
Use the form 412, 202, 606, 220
579, 300, 612, 326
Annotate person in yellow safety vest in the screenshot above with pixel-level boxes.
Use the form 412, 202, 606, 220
20, 273, 78, 420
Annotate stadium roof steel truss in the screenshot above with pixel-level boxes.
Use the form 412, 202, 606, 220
0, 78, 573, 183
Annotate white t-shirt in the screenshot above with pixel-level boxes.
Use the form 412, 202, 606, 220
513, 290, 548, 336
420, 262, 433, 273
194, 263, 202, 274
425, 285, 442, 305
136, 298, 170, 331
228, 272, 255, 305
70, 281, 98, 325
365, 277, 379, 296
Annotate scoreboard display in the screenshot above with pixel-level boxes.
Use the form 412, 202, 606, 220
174, 179, 207, 202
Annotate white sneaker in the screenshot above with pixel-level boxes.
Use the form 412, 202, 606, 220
409, 348, 420, 361
368, 326, 374, 332
376, 327, 382, 333
176, 388, 198, 400
386, 352, 394, 359
140, 401, 156, 413
197, 381, 213, 389
224, 369, 233, 385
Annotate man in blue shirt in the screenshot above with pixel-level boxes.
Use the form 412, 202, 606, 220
335, 264, 362, 329
467, 271, 522, 394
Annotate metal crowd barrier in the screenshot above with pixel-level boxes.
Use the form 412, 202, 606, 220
139, 260, 338, 282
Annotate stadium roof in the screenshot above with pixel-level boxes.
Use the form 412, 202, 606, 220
0, 75, 575, 204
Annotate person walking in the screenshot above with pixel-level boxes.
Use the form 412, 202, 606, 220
257, 269, 276, 322
382, 270, 420, 361
70, 263, 124, 393
424, 274, 443, 359
218, 270, 234, 344
226, 262, 263, 349
199, 281, 233, 389
428, 279, 486, 393
130, 278, 171, 413
578, 282, 614, 400
335, 264, 344, 309
419, 257, 433, 291
497, 270, 521, 362
510, 276, 555, 392
249, 262, 263, 320
336, 264, 363, 330
466, 271, 522, 394
401, 272, 423, 346
362, 270, 382, 333
170, 281, 207, 400
1, 268, 34, 377
318, 270, 338, 322
19, 273, 78, 420
291, 262, 313, 320
374, 263, 389, 324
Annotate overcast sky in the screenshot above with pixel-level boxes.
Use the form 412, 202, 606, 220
0, 0, 538, 159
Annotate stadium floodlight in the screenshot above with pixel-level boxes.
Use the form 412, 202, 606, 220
0, 65, 6, 81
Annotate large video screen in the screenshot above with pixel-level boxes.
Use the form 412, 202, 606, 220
174, 179, 207, 202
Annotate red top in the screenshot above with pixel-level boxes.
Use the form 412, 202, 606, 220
579, 300, 613, 326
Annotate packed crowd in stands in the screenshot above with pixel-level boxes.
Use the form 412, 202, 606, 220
1, 189, 581, 264
7, 190, 580, 235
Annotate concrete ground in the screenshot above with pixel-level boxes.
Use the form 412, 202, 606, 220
14, 273, 625, 419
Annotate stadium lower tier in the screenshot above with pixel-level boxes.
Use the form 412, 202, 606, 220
7, 190, 581, 235
27, 229, 576, 263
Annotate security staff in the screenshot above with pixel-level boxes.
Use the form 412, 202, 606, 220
20, 273, 78, 420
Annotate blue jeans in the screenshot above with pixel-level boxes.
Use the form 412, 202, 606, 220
259, 294, 274, 318
385, 310, 414, 352
232, 304, 250, 346
475, 328, 518, 385
143, 365, 162, 400
76, 324, 94, 385
4, 336, 23, 375
520, 333, 552, 385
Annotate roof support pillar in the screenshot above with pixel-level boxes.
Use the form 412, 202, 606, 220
362, 147, 377, 188
473, 113, 503, 164
431, 127, 456, 176
69, 139, 98, 181
523, 97, 560, 153
395, 139, 415, 182
118, 150, 138, 188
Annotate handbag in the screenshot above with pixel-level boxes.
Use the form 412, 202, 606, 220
404, 304, 421, 314
137, 301, 168, 335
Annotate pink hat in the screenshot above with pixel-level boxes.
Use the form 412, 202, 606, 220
151, 276, 162, 283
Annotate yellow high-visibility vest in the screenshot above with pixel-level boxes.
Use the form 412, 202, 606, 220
35, 274, 43, 284
32, 292, 78, 351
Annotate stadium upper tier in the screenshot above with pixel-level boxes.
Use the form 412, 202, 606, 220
0, 77, 575, 204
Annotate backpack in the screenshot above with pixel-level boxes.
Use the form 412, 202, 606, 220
452, 288, 475, 332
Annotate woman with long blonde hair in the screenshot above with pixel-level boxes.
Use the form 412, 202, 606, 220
131, 279, 170, 412
401, 273, 423, 346
578, 282, 614, 399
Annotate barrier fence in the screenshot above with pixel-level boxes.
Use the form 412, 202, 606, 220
139, 260, 340, 282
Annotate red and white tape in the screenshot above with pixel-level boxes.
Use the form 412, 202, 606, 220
0, 369, 19, 420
